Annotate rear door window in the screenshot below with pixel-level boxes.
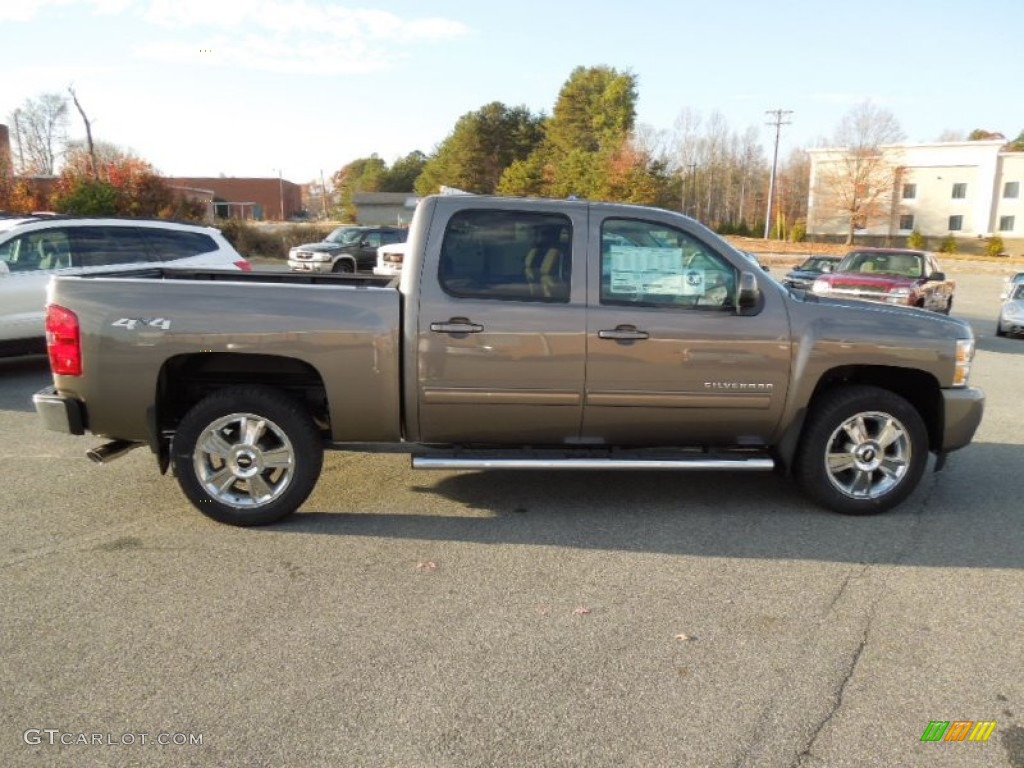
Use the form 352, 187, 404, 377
70, 227, 157, 268
0, 228, 74, 272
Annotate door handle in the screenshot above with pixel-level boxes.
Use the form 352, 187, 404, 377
598, 325, 649, 341
430, 318, 484, 334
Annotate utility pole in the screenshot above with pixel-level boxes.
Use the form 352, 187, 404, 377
764, 108, 793, 239
276, 168, 284, 220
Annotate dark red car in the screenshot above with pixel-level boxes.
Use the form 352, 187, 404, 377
809, 247, 954, 313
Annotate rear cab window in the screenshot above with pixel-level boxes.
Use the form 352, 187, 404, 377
438, 209, 572, 303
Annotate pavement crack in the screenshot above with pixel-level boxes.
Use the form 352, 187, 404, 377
790, 624, 870, 768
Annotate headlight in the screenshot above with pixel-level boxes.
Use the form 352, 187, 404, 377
1004, 304, 1024, 319
953, 338, 974, 387
887, 286, 911, 297
811, 277, 829, 294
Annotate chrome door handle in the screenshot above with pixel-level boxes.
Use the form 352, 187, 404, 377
598, 326, 649, 341
430, 319, 484, 334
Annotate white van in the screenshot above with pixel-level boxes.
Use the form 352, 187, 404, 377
372, 241, 408, 277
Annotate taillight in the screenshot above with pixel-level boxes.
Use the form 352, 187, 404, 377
45, 305, 82, 376
234, 259, 252, 271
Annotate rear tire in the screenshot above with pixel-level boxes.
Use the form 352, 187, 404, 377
795, 386, 928, 515
172, 386, 323, 526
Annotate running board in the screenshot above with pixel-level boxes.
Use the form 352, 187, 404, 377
412, 455, 774, 472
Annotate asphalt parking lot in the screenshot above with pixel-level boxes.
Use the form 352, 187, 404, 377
2, 265, 1022, 768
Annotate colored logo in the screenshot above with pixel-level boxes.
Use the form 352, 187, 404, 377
920, 720, 996, 742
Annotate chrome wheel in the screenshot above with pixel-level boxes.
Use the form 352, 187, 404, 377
824, 410, 911, 500
193, 412, 296, 508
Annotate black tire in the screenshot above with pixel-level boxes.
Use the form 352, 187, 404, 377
996, 323, 1006, 337
332, 259, 354, 274
794, 385, 928, 516
172, 386, 323, 526
942, 297, 953, 315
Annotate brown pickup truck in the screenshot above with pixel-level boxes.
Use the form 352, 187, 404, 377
34, 195, 984, 525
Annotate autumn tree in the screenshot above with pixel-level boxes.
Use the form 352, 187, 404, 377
812, 101, 905, 243
7, 93, 70, 175
415, 102, 543, 195
53, 143, 204, 219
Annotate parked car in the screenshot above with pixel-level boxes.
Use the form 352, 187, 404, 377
288, 225, 406, 274
35, 195, 982, 526
999, 270, 1024, 300
810, 248, 954, 313
372, 241, 407, 278
783, 255, 842, 290
997, 282, 1024, 337
0, 214, 250, 356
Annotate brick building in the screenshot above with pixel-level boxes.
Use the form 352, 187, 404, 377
163, 176, 303, 221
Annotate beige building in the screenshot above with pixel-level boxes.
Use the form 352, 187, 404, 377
808, 140, 1024, 252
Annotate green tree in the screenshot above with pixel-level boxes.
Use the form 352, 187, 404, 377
1004, 130, 1024, 152
53, 177, 119, 215
416, 102, 543, 195
381, 150, 427, 192
967, 128, 1005, 141
545, 66, 637, 156
331, 154, 388, 220
907, 227, 925, 249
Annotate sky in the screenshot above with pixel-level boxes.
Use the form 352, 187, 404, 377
2, 0, 1023, 185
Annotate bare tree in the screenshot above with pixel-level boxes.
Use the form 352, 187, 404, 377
68, 86, 98, 179
813, 101, 905, 243
6, 93, 69, 175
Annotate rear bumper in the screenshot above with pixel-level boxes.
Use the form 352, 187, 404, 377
940, 386, 984, 452
33, 386, 86, 435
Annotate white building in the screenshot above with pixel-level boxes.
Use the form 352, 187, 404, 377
808, 140, 1024, 251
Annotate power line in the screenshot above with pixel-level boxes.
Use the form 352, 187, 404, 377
764, 108, 793, 239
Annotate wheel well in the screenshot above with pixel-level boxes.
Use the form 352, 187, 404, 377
156, 353, 330, 439
808, 365, 942, 449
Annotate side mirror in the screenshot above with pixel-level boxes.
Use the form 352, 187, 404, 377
737, 271, 760, 310
761, 264, 771, 272
929, 271, 946, 281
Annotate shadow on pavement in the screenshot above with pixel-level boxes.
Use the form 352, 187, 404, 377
0, 354, 50, 413
281, 441, 1023, 570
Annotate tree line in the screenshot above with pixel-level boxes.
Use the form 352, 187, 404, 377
5, 67, 1023, 240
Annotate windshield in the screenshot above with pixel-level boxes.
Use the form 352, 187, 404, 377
1013, 284, 1024, 301
326, 227, 363, 245
801, 256, 836, 271
837, 251, 923, 278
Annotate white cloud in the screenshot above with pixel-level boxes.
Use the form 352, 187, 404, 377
0, 0, 133, 21
134, 1, 470, 75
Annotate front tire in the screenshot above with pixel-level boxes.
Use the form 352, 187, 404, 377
996, 323, 1007, 337
172, 386, 324, 526
795, 386, 928, 515
332, 259, 354, 274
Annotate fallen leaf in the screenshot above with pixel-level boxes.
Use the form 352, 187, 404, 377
416, 561, 438, 571
674, 633, 695, 641
573, 606, 591, 616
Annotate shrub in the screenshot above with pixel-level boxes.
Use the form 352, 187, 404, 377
53, 178, 119, 215
938, 234, 958, 254
789, 219, 806, 243
216, 220, 337, 260
907, 228, 925, 249
984, 235, 1006, 257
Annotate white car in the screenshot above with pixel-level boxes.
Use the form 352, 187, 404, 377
0, 215, 250, 355
999, 270, 1024, 300
372, 241, 407, 277
997, 282, 1024, 337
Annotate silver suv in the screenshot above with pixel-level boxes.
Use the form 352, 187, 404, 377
0, 215, 250, 355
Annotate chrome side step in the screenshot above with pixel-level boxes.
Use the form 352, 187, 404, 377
412, 455, 774, 472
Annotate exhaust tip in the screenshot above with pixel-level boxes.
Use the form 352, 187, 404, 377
86, 440, 141, 464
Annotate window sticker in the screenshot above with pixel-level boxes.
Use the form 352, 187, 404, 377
607, 245, 704, 296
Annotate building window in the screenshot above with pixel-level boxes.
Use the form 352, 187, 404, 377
902, 183, 917, 199
999, 215, 1015, 232
1005, 181, 1020, 199
899, 214, 914, 230
948, 215, 963, 231
951, 183, 967, 199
